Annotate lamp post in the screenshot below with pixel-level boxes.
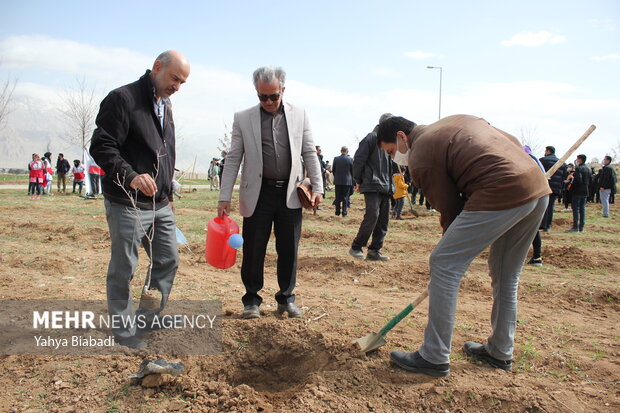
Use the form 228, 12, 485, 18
426, 66, 442, 120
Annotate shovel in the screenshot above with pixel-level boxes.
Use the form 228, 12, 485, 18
354, 289, 428, 353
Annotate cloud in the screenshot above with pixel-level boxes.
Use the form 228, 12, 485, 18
404, 50, 436, 59
588, 18, 615, 32
591, 53, 620, 61
501, 31, 566, 47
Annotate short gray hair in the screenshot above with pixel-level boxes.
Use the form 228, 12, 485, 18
155, 50, 173, 68
253, 66, 286, 88
379, 113, 394, 123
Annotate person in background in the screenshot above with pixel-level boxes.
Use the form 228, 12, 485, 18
392, 168, 408, 220
28, 154, 45, 199
71, 159, 85, 195
349, 113, 394, 262
332, 146, 353, 217
538, 146, 566, 231
598, 155, 617, 218
566, 154, 591, 233
56, 153, 71, 193
562, 163, 574, 211
42, 152, 53, 195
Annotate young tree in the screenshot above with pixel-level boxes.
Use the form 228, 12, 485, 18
0, 77, 17, 131
518, 125, 542, 156
217, 123, 232, 154
59, 77, 99, 160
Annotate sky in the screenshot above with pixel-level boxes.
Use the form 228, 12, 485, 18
0, 0, 619, 172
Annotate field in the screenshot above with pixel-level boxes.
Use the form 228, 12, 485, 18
0, 187, 618, 412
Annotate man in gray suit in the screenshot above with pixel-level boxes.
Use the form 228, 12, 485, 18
218, 66, 323, 319
332, 146, 353, 216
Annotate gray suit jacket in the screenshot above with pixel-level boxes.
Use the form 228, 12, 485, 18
219, 102, 323, 217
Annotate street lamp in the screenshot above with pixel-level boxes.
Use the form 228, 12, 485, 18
426, 66, 442, 120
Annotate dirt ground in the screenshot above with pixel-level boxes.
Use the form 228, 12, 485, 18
0, 188, 619, 412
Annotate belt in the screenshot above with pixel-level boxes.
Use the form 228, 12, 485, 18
263, 178, 289, 188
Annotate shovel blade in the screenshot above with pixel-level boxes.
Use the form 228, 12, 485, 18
354, 332, 387, 353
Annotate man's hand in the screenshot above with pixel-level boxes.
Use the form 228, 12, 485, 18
130, 174, 157, 196
311, 192, 323, 207
217, 201, 230, 218
354, 184, 360, 193
169, 201, 175, 214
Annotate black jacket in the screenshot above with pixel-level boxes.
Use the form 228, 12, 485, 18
571, 163, 591, 197
598, 165, 617, 191
90, 70, 176, 210
352, 131, 393, 195
332, 154, 353, 186
56, 158, 71, 175
539, 154, 566, 195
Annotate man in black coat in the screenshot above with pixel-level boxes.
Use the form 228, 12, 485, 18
598, 155, 617, 217
55, 153, 71, 193
566, 154, 591, 233
539, 146, 566, 231
349, 113, 394, 261
90, 50, 190, 349
332, 146, 353, 216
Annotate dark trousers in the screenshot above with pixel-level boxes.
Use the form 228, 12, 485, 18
28, 182, 42, 195
394, 197, 405, 216
333, 185, 351, 216
532, 231, 542, 258
352, 192, 390, 251
241, 184, 302, 306
542, 194, 557, 230
89, 174, 100, 195
571, 195, 587, 230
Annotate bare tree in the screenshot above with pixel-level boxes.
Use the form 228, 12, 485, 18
610, 140, 620, 162
217, 123, 232, 155
59, 77, 99, 160
517, 125, 542, 156
0, 76, 17, 130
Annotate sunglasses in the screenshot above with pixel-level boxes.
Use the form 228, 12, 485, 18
257, 93, 281, 102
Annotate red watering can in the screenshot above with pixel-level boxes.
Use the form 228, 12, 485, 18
205, 215, 240, 269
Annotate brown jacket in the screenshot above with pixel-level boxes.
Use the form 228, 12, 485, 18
407, 115, 550, 232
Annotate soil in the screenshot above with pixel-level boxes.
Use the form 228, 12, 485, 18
0, 191, 619, 412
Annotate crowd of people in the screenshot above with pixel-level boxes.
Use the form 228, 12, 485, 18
30, 49, 615, 379
26, 151, 98, 198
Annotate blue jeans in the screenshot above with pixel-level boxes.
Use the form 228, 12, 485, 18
418, 196, 548, 364
571, 195, 587, 230
601, 189, 611, 217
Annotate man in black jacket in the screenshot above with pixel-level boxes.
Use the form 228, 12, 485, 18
90, 50, 190, 349
349, 113, 394, 261
332, 146, 353, 216
55, 153, 71, 193
566, 154, 591, 233
539, 146, 566, 231
598, 155, 617, 217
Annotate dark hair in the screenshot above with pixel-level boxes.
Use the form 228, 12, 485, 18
545, 146, 555, 154
376, 116, 416, 146
604, 155, 612, 163
577, 154, 587, 163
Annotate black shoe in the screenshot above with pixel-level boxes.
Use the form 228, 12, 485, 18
390, 351, 450, 377
366, 249, 389, 261
277, 303, 302, 318
349, 248, 364, 259
116, 336, 147, 349
565, 228, 579, 233
527, 257, 543, 267
463, 341, 512, 371
242, 305, 260, 319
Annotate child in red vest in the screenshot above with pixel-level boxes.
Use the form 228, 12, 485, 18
71, 159, 85, 194
28, 154, 45, 199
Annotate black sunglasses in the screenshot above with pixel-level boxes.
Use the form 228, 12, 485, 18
257, 93, 281, 102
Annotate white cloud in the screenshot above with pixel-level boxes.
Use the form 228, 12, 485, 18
501, 31, 566, 47
404, 50, 436, 59
591, 53, 620, 61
